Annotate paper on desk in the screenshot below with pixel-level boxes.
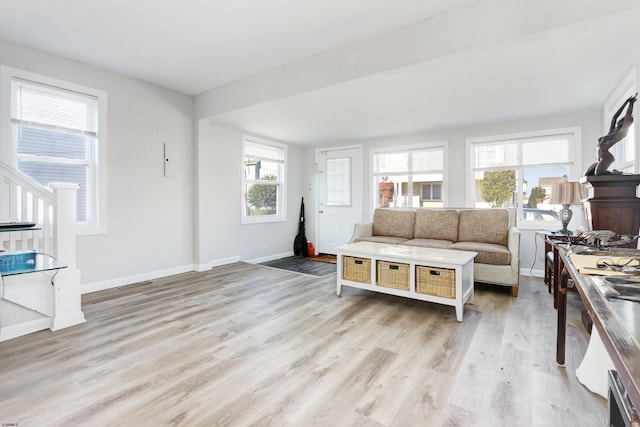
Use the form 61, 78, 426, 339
591, 276, 640, 302
568, 254, 629, 276
594, 277, 640, 302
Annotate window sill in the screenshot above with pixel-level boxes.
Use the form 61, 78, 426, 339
516, 220, 561, 231
76, 223, 107, 236
241, 215, 287, 225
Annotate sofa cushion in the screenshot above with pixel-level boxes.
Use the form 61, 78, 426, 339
401, 239, 453, 249
414, 209, 459, 242
457, 209, 509, 246
358, 236, 410, 244
372, 209, 415, 239
449, 241, 511, 265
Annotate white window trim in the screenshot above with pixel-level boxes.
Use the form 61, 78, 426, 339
0, 66, 107, 235
421, 182, 442, 201
241, 135, 287, 224
370, 141, 449, 210
465, 127, 581, 228
604, 68, 637, 174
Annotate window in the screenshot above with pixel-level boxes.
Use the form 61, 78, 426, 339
467, 128, 580, 223
605, 69, 637, 174
421, 183, 442, 201
3, 67, 107, 234
242, 136, 286, 224
372, 143, 446, 208
326, 157, 351, 207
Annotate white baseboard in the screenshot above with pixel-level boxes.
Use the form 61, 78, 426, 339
0, 317, 51, 342
82, 264, 197, 294
82, 253, 295, 294
521, 267, 545, 278
51, 312, 86, 330
246, 251, 293, 264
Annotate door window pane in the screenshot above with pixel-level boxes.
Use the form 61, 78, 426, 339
326, 157, 351, 207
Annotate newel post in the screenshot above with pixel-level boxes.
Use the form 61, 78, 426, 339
49, 182, 79, 268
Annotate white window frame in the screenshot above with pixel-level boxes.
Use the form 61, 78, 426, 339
241, 135, 287, 224
421, 182, 442, 202
465, 127, 581, 228
604, 68, 637, 174
0, 66, 107, 235
371, 141, 448, 208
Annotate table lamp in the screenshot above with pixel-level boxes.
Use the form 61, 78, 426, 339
550, 181, 584, 235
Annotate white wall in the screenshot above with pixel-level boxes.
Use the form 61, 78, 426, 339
0, 40, 195, 291
2, 37, 637, 292
196, 122, 307, 266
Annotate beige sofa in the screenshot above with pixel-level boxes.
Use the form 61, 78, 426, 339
350, 208, 521, 296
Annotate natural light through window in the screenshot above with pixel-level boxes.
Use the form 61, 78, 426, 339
467, 129, 579, 224
241, 136, 287, 224
372, 144, 446, 208
4, 67, 107, 235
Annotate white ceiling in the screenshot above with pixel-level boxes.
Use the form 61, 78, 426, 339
213, 9, 640, 144
1, 0, 640, 145
0, 0, 476, 95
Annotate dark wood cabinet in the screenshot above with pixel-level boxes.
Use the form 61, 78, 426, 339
581, 175, 640, 247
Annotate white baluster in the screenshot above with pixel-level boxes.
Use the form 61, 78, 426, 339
49, 183, 78, 268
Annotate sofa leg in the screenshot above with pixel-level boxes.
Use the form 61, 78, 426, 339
511, 286, 519, 297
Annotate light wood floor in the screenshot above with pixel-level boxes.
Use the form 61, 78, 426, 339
0, 263, 606, 426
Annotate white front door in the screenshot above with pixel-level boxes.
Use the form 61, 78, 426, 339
316, 146, 363, 254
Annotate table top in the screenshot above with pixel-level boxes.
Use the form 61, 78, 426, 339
336, 241, 477, 264
560, 250, 640, 410
1, 253, 66, 276
0, 224, 41, 232
535, 230, 571, 243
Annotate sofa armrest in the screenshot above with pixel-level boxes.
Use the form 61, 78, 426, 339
349, 223, 373, 243
508, 226, 521, 269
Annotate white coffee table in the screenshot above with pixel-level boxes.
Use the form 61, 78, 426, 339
336, 241, 477, 321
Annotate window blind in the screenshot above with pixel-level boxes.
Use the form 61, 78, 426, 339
12, 78, 98, 137
473, 135, 571, 169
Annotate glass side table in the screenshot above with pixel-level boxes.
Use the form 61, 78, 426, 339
0, 253, 67, 342
1, 253, 66, 277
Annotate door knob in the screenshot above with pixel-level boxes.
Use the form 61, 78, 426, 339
318, 210, 324, 213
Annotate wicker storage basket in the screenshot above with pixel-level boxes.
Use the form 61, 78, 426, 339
343, 256, 371, 283
416, 266, 455, 298
376, 260, 410, 290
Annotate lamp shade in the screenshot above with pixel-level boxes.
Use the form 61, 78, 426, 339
549, 182, 583, 205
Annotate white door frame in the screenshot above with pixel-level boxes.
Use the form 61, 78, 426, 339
315, 144, 364, 254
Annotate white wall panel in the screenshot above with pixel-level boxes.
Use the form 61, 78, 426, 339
0, 39, 195, 288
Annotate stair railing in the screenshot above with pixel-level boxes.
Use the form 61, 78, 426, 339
0, 160, 78, 266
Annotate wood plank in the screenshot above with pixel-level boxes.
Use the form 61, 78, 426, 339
0, 264, 607, 425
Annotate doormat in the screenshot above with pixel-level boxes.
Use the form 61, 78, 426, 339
307, 254, 337, 264
259, 256, 336, 277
